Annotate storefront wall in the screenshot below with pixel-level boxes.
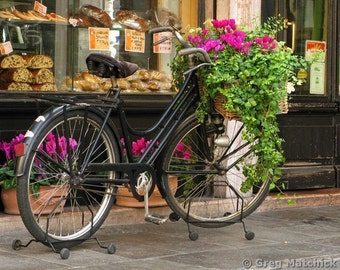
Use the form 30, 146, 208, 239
0, 0, 338, 208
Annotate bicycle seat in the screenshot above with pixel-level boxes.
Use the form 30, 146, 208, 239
86, 53, 139, 78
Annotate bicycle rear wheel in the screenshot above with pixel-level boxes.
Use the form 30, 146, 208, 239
16, 107, 119, 249
160, 115, 269, 228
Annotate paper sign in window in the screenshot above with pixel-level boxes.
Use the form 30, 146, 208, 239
153, 32, 172, 53
0, 41, 13, 55
34, 1, 47, 15
89, 28, 110, 50
125, 29, 145, 53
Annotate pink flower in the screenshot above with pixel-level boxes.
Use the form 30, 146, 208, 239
211, 19, 236, 32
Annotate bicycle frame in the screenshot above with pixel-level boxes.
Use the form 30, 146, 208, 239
77, 68, 204, 185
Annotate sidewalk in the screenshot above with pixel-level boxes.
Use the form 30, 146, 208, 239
1, 189, 340, 269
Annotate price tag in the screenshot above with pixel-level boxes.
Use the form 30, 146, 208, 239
153, 32, 172, 53
88, 27, 110, 50
0, 41, 13, 55
34, 1, 47, 15
124, 29, 145, 53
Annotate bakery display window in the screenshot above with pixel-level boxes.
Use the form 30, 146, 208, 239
0, 0, 181, 94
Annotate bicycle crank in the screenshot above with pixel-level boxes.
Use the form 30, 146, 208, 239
137, 172, 168, 225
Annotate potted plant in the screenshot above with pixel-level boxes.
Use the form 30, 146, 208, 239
0, 133, 76, 214
170, 16, 308, 192
116, 137, 189, 207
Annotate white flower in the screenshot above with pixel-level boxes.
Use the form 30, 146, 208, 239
285, 81, 295, 94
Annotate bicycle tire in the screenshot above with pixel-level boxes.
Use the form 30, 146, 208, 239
16, 107, 119, 249
160, 115, 269, 228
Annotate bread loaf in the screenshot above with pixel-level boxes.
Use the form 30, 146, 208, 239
22, 55, 54, 69
0, 82, 32, 91
116, 10, 151, 32
31, 83, 57, 91
31, 68, 55, 84
80, 5, 112, 28
0, 54, 27, 68
71, 13, 103, 27
0, 68, 33, 83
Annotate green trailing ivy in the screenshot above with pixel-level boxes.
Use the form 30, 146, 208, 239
171, 16, 308, 192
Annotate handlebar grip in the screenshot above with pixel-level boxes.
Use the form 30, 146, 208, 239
179, 48, 212, 64
149, 26, 173, 34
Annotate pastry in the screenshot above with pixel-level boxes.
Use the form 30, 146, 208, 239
0, 68, 33, 83
0, 54, 27, 68
31, 68, 55, 84
0, 82, 32, 91
23, 55, 54, 69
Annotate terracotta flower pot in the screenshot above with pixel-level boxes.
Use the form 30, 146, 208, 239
116, 175, 177, 208
1, 186, 67, 215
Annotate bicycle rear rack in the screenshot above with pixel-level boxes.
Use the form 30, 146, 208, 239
12, 196, 115, 259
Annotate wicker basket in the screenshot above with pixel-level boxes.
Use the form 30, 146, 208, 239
213, 93, 289, 120
213, 94, 240, 120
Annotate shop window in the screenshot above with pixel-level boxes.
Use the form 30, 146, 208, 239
262, 0, 327, 96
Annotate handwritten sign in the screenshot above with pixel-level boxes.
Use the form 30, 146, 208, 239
89, 27, 110, 50
153, 32, 172, 53
125, 29, 145, 53
34, 1, 47, 15
0, 41, 13, 55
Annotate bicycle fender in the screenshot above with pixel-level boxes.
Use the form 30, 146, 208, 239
16, 105, 121, 177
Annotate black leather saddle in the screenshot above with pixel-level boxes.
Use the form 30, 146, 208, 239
86, 53, 139, 78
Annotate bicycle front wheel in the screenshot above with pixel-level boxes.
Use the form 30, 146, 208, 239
161, 115, 269, 228
16, 107, 120, 248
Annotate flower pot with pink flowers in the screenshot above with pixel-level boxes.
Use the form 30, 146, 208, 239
0, 133, 76, 215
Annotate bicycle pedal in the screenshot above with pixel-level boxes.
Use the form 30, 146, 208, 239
145, 214, 168, 225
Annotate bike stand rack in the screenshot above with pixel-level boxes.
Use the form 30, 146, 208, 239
172, 184, 255, 242
12, 196, 116, 259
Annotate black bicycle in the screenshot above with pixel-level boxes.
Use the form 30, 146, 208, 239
14, 24, 269, 256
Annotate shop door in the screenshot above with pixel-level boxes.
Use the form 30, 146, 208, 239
262, 0, 336, 190
263, 0, 328, 97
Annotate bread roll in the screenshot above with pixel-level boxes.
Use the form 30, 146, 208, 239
23, 55, 54, 69
0, 68, 33, 83
80, 5, 112, 28
0, 82, 32, 91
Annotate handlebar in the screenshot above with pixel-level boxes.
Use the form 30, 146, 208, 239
149, 26, 212, 65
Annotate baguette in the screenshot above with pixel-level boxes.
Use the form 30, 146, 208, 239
12, 9, 35, 20
0, 9, 19, 19
47, 13, 68, 23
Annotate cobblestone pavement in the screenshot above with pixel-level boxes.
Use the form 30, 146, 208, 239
1, 204, 340, 269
